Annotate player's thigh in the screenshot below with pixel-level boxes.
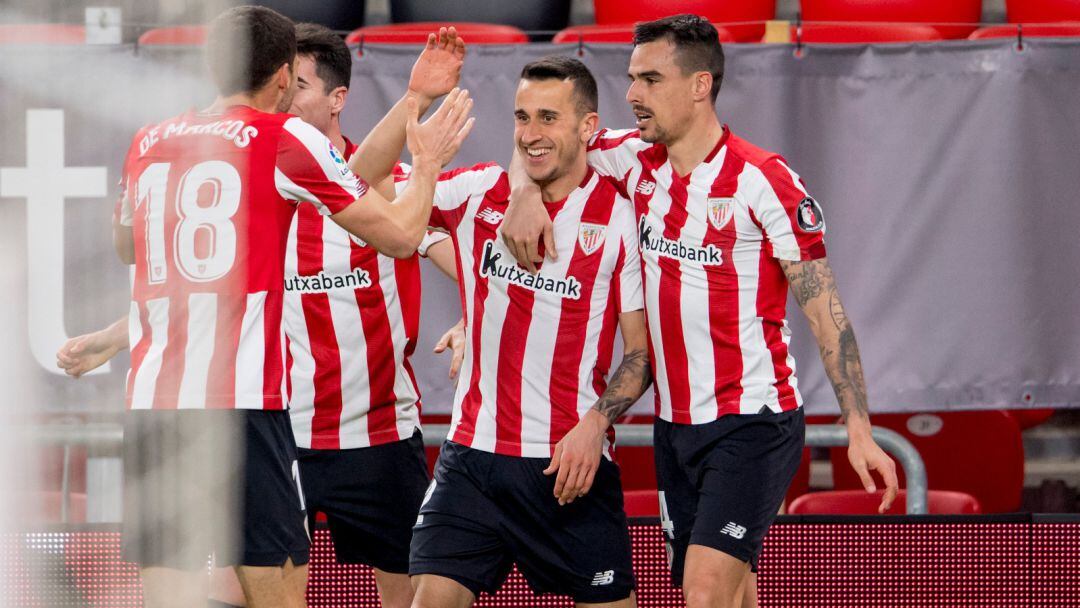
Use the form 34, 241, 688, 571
575, 590, 637, 608
652, 418, 700, 586
409, 443, 513, 598
374, 568, 415, 608
502, 457, 635, 604
311, 433, 429, 572
234, 559, 308, 608
140, 567, 208, 608
231, 410, 310, 569
411, 573, 476, 608
682, 545, 751, 608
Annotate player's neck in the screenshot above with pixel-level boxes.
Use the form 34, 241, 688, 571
665, 112, 725, 177
326, 118, 347, 155
540, 158, 588, 204
211, 89, 281, 114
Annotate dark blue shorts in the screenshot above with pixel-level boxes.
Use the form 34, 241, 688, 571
298, 430, 429, 573
409, 441, 635, 603
122, 409, 309, 569
655, 408, 804, 584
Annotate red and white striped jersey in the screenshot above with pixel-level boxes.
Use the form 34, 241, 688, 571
587, 127, 827, 424
396, 162, 643, 458
119, 106, 366, 411
286, 146, 446, 450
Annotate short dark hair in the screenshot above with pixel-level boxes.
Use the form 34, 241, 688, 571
633, 14, 725, 102
519, 55, 598, 115
296, 22, 352, 92
206, 5, 296, 96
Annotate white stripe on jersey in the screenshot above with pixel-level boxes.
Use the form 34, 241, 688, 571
234, 291, 267, 403
130, 297, 169, 410
324, 221, 371, 443
177, 293, 217, 410
275, 168, 328, 216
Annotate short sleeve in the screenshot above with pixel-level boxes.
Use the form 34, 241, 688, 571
612, 200, 644, 313
417, 230, 450, 258
746, 158, 827, 262
587, 128, 641, 197
275, 117, 368, 216
397, 161, 505, 232
116, 131, 143, 228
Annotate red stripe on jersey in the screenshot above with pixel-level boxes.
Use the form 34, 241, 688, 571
656, 172, 694, 424
548, 177, 617, 447
299, 212, 345, 448
495, 285, 533, 455
452, 212, 492, 445
395, 256, 423, 413
592, 242, 623, 400
757, 251, 799, 411
206, 295, 242, 409
261, 291, 285, 410
704, 152, 747, 416
352, 246, 401, 445
589, 129, 641, 152
151, 295, 187, 409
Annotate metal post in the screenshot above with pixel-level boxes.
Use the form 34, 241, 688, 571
421, 423, 929, 514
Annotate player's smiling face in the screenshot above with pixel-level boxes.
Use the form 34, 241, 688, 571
514, 78, 594, 187
289, 54, 337, 134
627, 38, 697, 145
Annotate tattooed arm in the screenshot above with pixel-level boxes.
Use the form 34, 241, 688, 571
544, 311, 652, 505
781, 257, 899, 513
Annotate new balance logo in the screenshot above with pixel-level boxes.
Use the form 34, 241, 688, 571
636, 180, 656, 195
477, 207, 504, 225
720, 522, 747, 540
591, 570, 615, 586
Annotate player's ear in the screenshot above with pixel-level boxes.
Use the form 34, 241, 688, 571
579, 111, 599, 144
692, 71, 712, 103
330, 86, 348, 115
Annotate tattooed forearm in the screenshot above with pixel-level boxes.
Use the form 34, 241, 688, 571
592, 348, 652, 425
785, 259, 827, 308
781, 258, 871, 422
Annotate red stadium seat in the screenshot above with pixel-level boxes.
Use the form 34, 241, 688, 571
969, 24, 1080, 39
801, 0, 981, 39
829, 411, 1024, 513
591, 0, 774, 42
623, 489, 659, 518
0, 24, 85, 44
24, 491, 88, 523
138, 26, 208, 46
794, 23, 945, 43
1006, 0, 1080, 23
788, 489, 982, 515
1007, 408, 1056, 430
553, 24, 737, 44
346, 22, 528, 45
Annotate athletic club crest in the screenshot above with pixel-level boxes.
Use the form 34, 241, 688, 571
577, 222, 607, 255
707, 197, 735, 230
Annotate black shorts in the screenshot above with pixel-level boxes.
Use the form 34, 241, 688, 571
122, 409, 309, 570
298, 430, 429, 573
655, 408, 804, 584
410, 442, 635, 603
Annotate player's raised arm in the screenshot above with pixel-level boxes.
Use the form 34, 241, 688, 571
350, 26, 465, 198
331, 89, 474, 258
544, 310, 651, 505
780, 258, 900, 513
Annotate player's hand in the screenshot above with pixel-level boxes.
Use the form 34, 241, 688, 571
56, 330, 122, 378
501, 189, 555, 274
433, 318, 466, 383
406, 87, 475, 169
543, 409, 608, 506
408, 27, 466, 104
847, 425, 900, 513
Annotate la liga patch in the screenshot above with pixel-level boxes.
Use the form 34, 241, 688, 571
796, 197, 825, 232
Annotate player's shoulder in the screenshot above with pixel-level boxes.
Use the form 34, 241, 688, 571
439, 161, 506, 184
589, 173, 635, 223
723, 130, 792, 174
588, 127, 650, 153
